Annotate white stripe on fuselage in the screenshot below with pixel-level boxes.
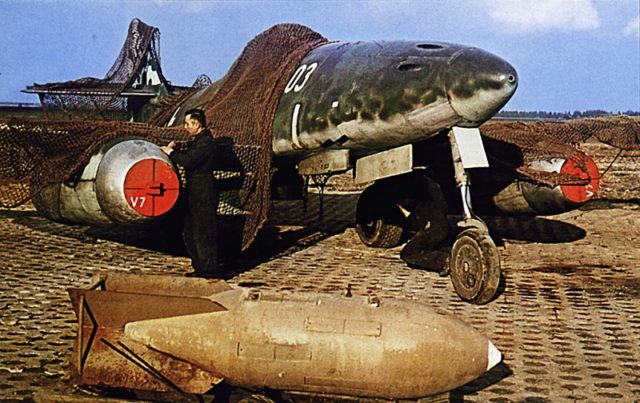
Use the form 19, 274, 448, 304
291, 103, 302, 149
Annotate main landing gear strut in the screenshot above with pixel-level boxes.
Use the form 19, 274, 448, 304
446, 130, 501, 304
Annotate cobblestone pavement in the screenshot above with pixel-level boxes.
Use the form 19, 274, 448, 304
1, 143, 639, 402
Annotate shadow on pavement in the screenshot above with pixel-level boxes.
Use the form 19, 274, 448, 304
0, 193, 359, 270
451, 362, 513, 401
484, 215, 586, 244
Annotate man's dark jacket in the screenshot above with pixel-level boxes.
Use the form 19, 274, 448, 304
169, 129, 219, 274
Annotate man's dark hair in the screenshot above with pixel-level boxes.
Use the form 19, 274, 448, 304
185, 108, 207, 128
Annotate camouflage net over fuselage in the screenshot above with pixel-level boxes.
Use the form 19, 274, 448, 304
0, 23, 327, 251
194, 24, 328, 249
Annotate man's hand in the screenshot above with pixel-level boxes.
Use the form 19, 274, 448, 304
160, 141, 176, 155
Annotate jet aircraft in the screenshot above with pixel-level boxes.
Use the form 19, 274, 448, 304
1, 20, 607, 305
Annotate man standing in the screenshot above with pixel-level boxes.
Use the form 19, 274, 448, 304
161, 108, 220, 278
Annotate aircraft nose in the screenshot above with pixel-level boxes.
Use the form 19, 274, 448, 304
446, 48, 518, 125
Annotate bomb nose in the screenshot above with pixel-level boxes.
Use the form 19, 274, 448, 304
487, 340, 503, 371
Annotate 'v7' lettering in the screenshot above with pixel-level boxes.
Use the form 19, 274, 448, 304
130, 196, 146, 208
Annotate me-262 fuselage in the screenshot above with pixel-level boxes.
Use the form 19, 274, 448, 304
271, 40, 517, 160
172, 40, 518, 163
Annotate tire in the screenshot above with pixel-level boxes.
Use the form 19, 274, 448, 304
356, 218, 404, 248
355, 184, 405, 248
449, 229, 501, 304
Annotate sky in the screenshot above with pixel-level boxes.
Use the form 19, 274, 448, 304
0, 0, 638, 113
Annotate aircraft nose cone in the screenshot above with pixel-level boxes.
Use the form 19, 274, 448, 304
446, 48, 518, 125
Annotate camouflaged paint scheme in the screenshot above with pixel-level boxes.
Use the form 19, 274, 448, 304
272, 41, 517, 158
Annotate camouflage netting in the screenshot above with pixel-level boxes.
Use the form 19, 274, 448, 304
0, 119, 185, 207
195, 24, 327, 249
32, 18, 169, 120
480, 116, 640, 187
148, 74, 213, 126
2, 16, 639, 250
0, 22, 327, 251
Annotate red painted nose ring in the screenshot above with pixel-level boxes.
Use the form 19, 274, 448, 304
560, 156, 599, 204
123, 159, 180, 217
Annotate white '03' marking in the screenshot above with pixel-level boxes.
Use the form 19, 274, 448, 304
284, 63, 318, 93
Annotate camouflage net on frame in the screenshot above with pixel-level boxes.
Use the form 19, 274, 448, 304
0, 23, 328, 251
480, 115, 640, 187
31, 18, 170, 121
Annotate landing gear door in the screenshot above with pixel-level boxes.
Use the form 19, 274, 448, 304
354, 144, 413, 184
451, 127, 489, 169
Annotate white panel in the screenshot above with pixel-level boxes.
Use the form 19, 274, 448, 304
298, 149, 349, 175
354, 144, 413, 184
452, 127, 489, 169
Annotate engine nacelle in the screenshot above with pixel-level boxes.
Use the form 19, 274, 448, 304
491, 156, 600, 215
33, 138, 180, 225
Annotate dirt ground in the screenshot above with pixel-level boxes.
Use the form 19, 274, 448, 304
0, 141, 638, 402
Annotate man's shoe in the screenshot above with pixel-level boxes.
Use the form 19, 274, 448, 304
199, 272, 221, 279
184, 271, 221, 279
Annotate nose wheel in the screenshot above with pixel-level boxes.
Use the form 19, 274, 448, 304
449, 227, 500, 304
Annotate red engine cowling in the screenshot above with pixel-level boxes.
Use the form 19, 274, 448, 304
33, 138, 180, 225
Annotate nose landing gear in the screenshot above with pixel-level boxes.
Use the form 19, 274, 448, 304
447, 129, 501, 304
353, 128, 502, 304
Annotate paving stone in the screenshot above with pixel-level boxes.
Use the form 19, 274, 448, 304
1, 148, 640, 401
